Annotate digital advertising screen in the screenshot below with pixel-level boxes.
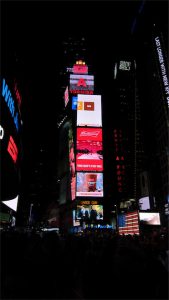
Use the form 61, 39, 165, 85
69, 74, 94, 93
139, 196, 150, 210
118, 211, 139, 235
72, 96, 78, 110
76, 172, 103, 197
76, 128, 103, 171
77, 94, 102, 127
139, 212, 161, 225
76, 204, 103, 221
73, 64, 88, 75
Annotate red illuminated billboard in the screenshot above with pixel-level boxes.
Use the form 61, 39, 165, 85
73, 64, 88, 74
76, 128, 103, 171
76, 172, 103, 197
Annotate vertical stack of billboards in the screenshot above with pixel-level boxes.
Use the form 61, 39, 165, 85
69, 61, 104, 227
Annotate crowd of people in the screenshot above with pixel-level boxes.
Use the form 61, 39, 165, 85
1, 228, 168, 299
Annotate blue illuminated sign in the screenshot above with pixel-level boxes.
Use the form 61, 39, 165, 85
72, 96, 78, 110
2, 78, 19, 131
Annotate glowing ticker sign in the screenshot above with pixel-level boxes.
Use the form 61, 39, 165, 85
155, 36, 169, 106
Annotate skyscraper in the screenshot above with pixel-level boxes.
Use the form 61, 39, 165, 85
106, 59, 147, 214
56, 48, 104, 231
132, 1, 168, 224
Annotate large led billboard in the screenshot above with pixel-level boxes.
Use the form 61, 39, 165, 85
139, 212, 161, 225
77, 94, 102, 127
72, 96, 78, 110
73, 64, 88, 75
76, 204, 103, 221
69, 74, 94, 93
76, 172, 103, 197
118, 211, 139, 235
76, 128, 103, 171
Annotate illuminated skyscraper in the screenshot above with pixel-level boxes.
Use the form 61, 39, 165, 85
103, 58, 147, 216
131, 0, 168, 223
56, 56, 104, 231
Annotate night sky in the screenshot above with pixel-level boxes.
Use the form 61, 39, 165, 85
1, 1, 168, 204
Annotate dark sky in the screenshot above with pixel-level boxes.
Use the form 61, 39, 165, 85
2, 0, 141, 140
1, 1, 168, 202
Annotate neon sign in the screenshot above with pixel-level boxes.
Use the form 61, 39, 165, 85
7, 135, 18, 163
155, 36, 169, 106
70, 90, 93, 95
2, 78, 19, 131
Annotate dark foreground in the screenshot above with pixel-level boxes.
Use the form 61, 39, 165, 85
0, 229, 168, 299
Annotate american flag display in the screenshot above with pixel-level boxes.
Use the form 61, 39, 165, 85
118, 211, 140, 235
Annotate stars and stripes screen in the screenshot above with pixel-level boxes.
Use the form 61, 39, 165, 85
118, 211, 140, 235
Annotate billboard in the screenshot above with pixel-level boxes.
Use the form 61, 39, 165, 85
73, 64, 88, 75
118, 211, 140, 235
69, 74, 94, 93
72, 96, 78, 110
139, 212, 161, 225
76, 204, 103, 221
76, 172, 103, 197
139, 196, 150, 210
76, 128, 103, 171
77, 95, 102, 127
